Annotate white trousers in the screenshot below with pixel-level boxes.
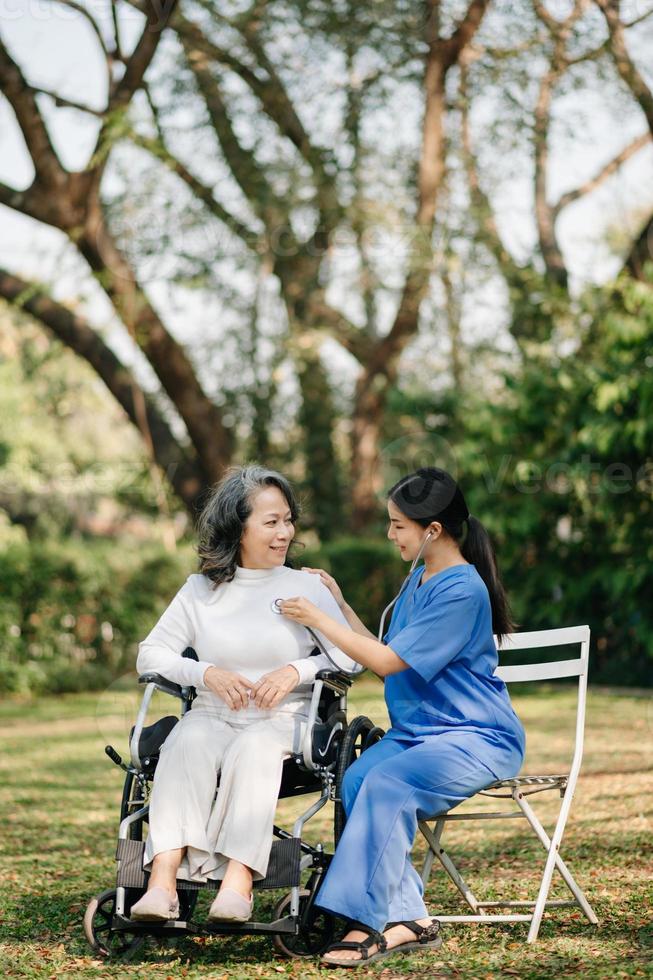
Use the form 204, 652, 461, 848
143, 707, 306, 882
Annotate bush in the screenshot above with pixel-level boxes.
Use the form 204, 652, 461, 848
0, 537, 195, 696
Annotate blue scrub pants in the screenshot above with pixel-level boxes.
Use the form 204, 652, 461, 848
315, 729, 523, 932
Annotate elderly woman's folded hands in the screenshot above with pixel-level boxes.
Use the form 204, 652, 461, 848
203, 666, 253, 710
203, 664, 301, 710
250, 665, 300, 708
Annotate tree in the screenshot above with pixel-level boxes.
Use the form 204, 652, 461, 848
1, 0, 652, 531
0, 0, 491, 528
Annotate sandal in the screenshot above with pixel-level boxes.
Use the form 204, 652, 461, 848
320, 920, 389, 968
383, 917, 443, 953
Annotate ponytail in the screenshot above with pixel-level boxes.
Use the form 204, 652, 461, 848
461, 516, 515, 643
388, 467, 515, 643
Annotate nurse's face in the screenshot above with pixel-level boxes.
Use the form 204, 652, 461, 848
387, 499, 438, 561
239, 485, 296, 568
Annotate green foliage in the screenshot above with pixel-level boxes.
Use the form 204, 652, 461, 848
444, 279, 653, 684
0, 313, 175, 538
0, 537, 194, 696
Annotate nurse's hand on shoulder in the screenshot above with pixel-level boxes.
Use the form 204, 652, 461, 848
279, 596, 321, 629
250, 665, 300, 708
301, 567, 346, 610
203, 666, 252, 710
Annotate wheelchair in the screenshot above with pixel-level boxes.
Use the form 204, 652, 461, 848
83, 648, 384, 960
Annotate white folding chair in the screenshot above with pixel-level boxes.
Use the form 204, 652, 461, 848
418, 625, 598, 943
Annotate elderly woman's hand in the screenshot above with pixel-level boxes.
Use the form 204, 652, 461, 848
278, 596, 323, 629
203, 666, 252, 710
250, 665, 300, 709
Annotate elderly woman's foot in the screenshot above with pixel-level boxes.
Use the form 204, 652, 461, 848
208, 859, 255, 922
130, 886, 179, 921
208, 887, 254, 922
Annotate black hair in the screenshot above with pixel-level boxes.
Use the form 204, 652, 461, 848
197, 464, 301, 587
388, 467, 515, 641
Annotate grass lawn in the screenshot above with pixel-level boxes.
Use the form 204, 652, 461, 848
0, 677, 651, 979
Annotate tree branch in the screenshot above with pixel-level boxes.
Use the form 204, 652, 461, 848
129, 129, 260, 244
595, 0, 653, 135
32, 85, 105, 117
108, 0, 177, 111
0, 33, 67, 188
443, 0, 494, 67
47, 0, 113, 78
0, 180, 38, 220
89, 0, 178, 173
459, 62, 527, 287
530, 2, 587, 286
179, 32, 287, 234
304, 293, 373, 363
170, 9, 343, 238
110, 0, 124, 61
553, 131, 652, 215
381, 0, 492, 371
238, 17, 342, 233
0, 266, 207, 510
344, 45, 378, 336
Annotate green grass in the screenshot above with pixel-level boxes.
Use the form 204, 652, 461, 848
0, 678, 651, 978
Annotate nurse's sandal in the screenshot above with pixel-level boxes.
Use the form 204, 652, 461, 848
319, 921, 388, 967
383, 917, 443, 953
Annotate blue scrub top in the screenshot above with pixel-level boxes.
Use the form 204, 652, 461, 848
383, 563, 525, 756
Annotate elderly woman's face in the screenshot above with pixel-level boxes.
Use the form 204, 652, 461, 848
239, 485, 295, 568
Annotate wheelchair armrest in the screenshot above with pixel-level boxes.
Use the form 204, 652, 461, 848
315, 669, 353, 694
138, 673, 185, 699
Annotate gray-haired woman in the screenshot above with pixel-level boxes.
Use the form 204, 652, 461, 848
129, 465, 355, 924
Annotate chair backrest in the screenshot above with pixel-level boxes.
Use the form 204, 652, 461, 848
494, 625, 590, 683
493, 624, 591, 785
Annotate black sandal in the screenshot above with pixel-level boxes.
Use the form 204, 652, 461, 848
383, 917, 443, 953
320, 920, 389, 968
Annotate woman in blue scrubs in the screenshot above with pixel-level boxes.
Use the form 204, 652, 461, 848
280, 467, 525, 967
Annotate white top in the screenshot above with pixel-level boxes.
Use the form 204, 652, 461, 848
136, 565, 357, 714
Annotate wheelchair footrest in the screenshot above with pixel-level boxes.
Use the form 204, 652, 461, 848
116, 836, 303, 891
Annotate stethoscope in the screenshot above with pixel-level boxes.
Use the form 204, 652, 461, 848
376, 527, 434, 642
270, 596, 363, 676
271, 527, 435, 676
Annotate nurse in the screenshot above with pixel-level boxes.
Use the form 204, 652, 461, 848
280, 467, 525, 967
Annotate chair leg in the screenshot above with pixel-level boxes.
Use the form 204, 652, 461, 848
419, 818, 482, 913
515, 791, 598, 933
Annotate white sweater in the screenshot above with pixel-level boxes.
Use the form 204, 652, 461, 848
136, 565, 357, 712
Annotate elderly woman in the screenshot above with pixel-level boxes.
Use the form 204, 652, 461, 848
129, 465, 355, 924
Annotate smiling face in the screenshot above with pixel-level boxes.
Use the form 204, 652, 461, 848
239, 485, 296, 569
387, 498, 440, 562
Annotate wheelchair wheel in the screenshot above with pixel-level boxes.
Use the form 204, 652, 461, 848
272, 888, 336, 958
83, 889, 145, 959
334, 716, 384, 845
